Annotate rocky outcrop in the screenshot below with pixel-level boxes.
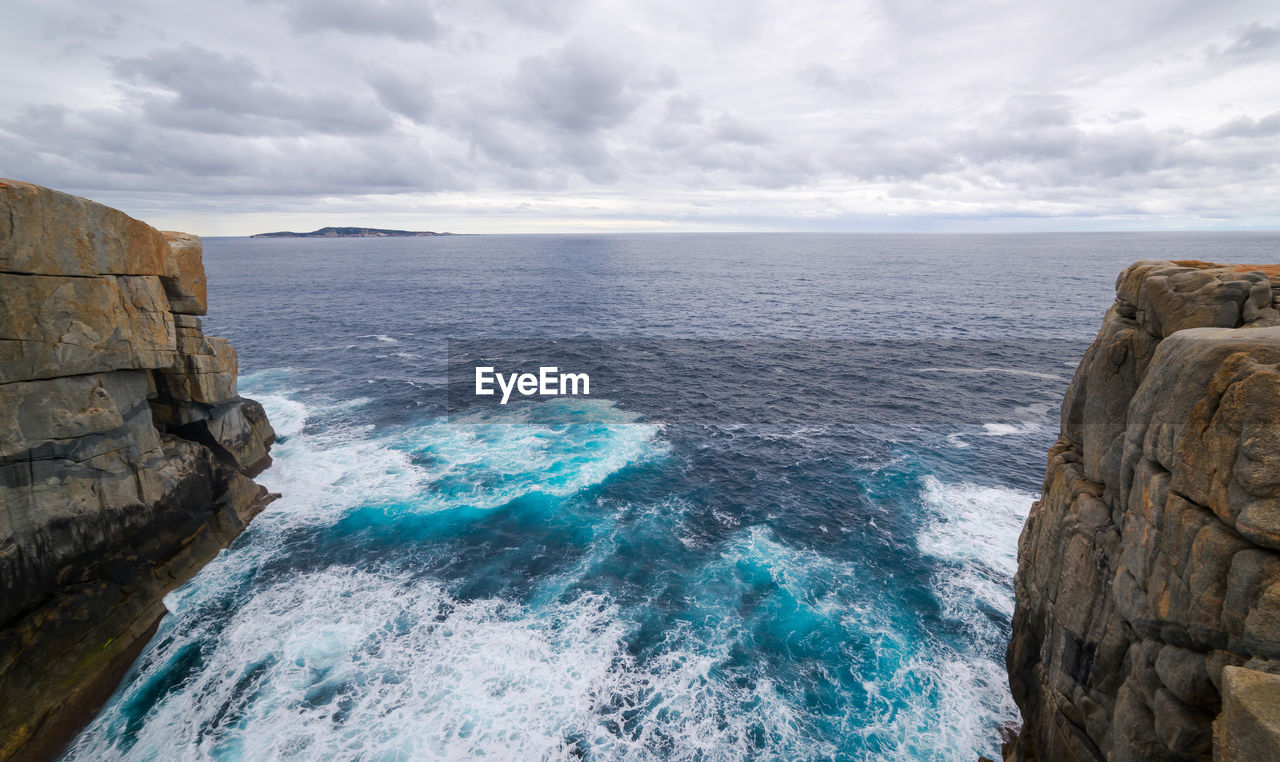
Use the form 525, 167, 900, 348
0, 179, 276, 761
1008, 260, 1280, 760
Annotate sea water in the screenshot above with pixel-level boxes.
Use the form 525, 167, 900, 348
63, 233, 1280, 760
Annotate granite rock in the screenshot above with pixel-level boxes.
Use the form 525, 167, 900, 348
1009, 261, 1280, 760
159, 231, 207, 315
0, 273, 176, 384
0, 180, 276, 761
175, 397, 276, 478
0, 179, 169, 278
1214, 667, 1280, 761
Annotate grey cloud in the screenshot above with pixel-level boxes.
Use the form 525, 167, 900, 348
798, 63, 839, 89
816, 95, 1091, 185
270, 0, 440, 41
737, 156, 821, 189
511, 40, 655, 134
961, 114, 1083, 164
711, 115, 772, 146
554, 136, 618, 183
638, 115, 814, 188
1057, 128, 1168, 179
663, 94, 703, 125
967, 125, 1083, 163
1, 101, 461, 197
464, 120, 540, 172
957, 98, 1173, 181
941, 94, 1280, 196
833, 137, 959, 182
114, 46, 261, 114
830, 96, 1186, 188
444, 38, 679, 185
944, 97, 1172, 188
870, 0, 1000, 34
463, 0, 583, 32
639, 66, 680, 91
367, 69, 435, 121
41, 11, 127, 43
1212, 111, 1280, 138
1107, 109, 1146, 123
3, 104, 251, 187
997, 95, 1075, 129
479, 0, 585, 32
455, 110, 582, 190
3, 51, 458, 198
798, 64, 884, 99
114, 45, 392, 136
3, 0, 1279, 228
1221, 21, 1280, 58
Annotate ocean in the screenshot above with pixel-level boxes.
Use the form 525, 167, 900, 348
62, 233, 1280, 760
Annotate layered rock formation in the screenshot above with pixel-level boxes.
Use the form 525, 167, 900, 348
1009, 260, 1280, 760
0, 179, 276, 761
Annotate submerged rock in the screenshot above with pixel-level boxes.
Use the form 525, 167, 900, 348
1008, 260, 1280, 760
0, 179, 277, 761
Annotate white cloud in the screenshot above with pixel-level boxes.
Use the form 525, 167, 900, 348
0, 0, 1277, 233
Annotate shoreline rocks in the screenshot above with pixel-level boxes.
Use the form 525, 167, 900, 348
1008, 260, 1280, 760
0, 179, 277, 761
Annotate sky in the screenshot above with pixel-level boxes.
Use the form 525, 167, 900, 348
2, 0, 1279, 235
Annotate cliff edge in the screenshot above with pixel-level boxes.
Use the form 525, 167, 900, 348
1009, 260, 1280, 760
0, 179, 277, 760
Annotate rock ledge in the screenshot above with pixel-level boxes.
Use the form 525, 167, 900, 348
1008, 260, 1280, 760
0, 179, 277, 761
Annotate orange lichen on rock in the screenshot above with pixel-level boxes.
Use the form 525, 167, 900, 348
1171, 260, 1280, 277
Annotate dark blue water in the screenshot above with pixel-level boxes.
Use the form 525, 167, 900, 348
65, 233, 1280, 760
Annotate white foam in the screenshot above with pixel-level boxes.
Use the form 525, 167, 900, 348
71, 566, 816, 761
67, 389, 687, 760
709, 526, 1016, 759
851, 641, 1019, 758
914, 366, 1067, 382
159, 393, 668, 613
397, 399, 667, 513
243, 393, 666, 532
976, 403, 1054, 437
253, 394, 308, 439
917, 476, 1035, 624
77, 484, 1023, 762
982, 421, 1037, 436
69, 570, 622, 760
66, 380, 1026, 760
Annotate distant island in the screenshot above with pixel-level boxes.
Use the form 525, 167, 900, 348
250, 226, 454, 238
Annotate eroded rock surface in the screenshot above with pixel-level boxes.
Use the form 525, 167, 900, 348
0, 179, 276, 761
1009, 260, 1280, 760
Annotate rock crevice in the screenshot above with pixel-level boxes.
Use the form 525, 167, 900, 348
0, 179, 276, 761
1009, 260, 1280, 760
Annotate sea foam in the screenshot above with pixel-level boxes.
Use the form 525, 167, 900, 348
68, 377, 1021, 761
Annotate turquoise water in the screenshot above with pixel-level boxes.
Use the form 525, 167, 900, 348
63, 233, 1280, 760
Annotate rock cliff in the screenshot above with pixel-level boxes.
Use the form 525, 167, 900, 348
0, 179, 276, 761
1008, 260, 1280, 760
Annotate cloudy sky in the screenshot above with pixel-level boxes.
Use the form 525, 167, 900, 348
2, 0, 1278, 234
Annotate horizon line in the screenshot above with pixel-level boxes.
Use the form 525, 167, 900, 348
201, 228, 1280, 238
